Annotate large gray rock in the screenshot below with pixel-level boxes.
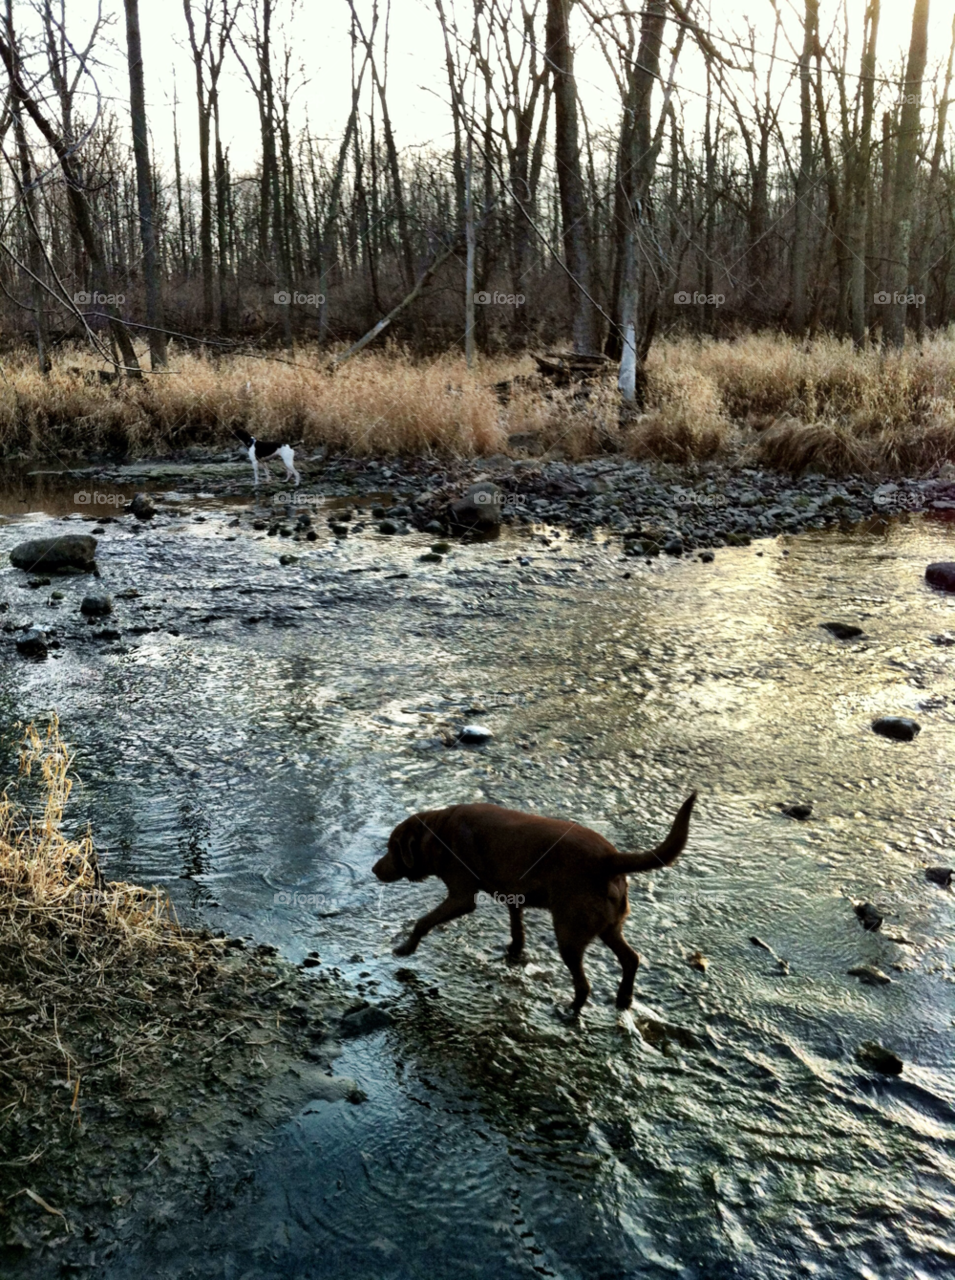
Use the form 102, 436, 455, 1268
10, 535, 97, 574
448, 481, 504, 530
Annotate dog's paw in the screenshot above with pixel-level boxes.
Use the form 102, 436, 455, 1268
392, 939, 417, 957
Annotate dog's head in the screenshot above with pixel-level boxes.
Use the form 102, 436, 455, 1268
373, 814, 438, 883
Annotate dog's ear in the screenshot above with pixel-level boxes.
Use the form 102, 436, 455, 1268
398, 823, 418, 871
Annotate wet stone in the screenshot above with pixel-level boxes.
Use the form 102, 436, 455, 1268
925, 867, 953, 887
821, 621, 864, 640
855, 1042, 903, 1076
81, 594, 113, 616
872, 716, 920, 742
854, 902, 883, 932
16, 627, 48, 658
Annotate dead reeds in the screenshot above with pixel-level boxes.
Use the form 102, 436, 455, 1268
1, 333, 954, 475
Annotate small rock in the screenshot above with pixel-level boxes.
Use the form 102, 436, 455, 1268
699, 551, 714, 563
27, 577, 51, 589
925, 866, 953, 887
872, 716, 920, 742
425, 521, 444, 533
929, 632, 955, 647
458, 724, 493, 745
780, 802, 813, 820
848, 965, 892, 985
305, 1075, 367, 1104
419, 552, 442, 563
855, 1041, 903, 1076
821, 621, 864, 640
431, 542, 451, 554
130, 493, 155, 521
16, 628, 48, 658
854, 902, 883, 932
925, 562, 955, 593
340, 1005, 394, 1038
662, 537, 684, 556
80, 594, 113, 616
686, 951, 708, 972
378, 519, 400, 535
279, 554, 297, 566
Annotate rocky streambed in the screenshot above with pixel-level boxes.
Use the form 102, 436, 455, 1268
1, 457, 955, 1279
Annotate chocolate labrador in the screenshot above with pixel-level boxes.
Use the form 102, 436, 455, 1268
373, 792, 696, 1012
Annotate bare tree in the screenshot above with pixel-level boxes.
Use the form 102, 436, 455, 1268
124, 0, 166, 366
883, 0, 929, 349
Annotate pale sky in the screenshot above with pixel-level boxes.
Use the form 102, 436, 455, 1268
31, 1, 955, 180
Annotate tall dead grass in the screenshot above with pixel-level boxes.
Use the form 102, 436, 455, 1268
2, 332, 955, 474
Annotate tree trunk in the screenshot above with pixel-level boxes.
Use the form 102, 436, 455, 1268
883, 0, 929, 349
546, 0, 598, 353
848, 1, 880, 349
124, 0, 167, 367
791, 0, 817, 335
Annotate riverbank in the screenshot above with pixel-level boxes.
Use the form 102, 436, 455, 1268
22, 444, 955, 557
0, 723, 360, 1271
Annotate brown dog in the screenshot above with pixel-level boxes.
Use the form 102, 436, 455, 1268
373, 792, 696, 1013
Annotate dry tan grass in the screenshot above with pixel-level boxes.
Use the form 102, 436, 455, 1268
2, 333, 955, 474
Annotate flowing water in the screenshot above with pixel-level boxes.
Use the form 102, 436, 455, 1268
1, 474, 954, 1278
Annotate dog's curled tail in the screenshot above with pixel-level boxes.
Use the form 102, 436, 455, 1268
604, 792, 697, 877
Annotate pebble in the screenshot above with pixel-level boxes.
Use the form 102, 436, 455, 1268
872, 717, 920, 742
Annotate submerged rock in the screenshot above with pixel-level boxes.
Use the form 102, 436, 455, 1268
340, 1004, 394, 1038
855, 1041, 903, 1076
686, 951, 709, 972
780, 802, 813, 820
10, 535, 97, 574
872, 716, 920, 742
821, 621, 864, 640
848, 965, 892, 985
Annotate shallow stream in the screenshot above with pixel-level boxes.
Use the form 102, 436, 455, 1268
1, 473, 954, 1278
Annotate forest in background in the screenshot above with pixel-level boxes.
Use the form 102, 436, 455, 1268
0, 0, 952, 398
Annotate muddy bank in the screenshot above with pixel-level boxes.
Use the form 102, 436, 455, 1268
0, 727, 363, 1275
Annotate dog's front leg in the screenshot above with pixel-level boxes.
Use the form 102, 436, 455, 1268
506, 904, 525, 959
394, 893, 475, 956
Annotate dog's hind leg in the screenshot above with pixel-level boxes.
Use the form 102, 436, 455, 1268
600, 923, 640, 1010
393, 893, 475, 957
554, 922, 592, 1013
506, 904, 525, 959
